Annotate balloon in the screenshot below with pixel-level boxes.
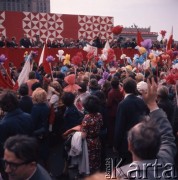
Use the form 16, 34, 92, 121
112, 25, 123, 35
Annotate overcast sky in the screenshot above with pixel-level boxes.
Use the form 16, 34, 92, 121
51, 0, 178, 41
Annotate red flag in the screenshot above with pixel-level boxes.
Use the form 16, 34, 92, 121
137, 30, 144, 46
166, 27, 173, 51
38, 42, 51, 74
0, 64, 13, 87
0, 71, 13, 89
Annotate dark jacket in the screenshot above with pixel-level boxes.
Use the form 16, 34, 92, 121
157, 98, 174, 125
63, 105, 83, 132
0, 108, 34, 156
114, 95, 148, 156
117, 109, 177, 179
31, 103, 50, 137
29, 164, 52, 180
19, 96, 33, 114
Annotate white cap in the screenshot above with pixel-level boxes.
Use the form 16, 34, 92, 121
137, 81, 148, 94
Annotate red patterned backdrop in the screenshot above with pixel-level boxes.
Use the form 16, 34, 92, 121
0, 11, 114, 43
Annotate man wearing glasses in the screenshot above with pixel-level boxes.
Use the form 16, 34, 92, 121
3, 135, 52, 180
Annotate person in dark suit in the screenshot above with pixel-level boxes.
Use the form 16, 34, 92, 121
18, 83, 33, 114
19, 34, 32, 48
0, 90, 34, 179
3, 135, 52, 180
117, 78, 177, 179
114, 77, 148, 165
157, 85, 175, 124
0, 35, 5, 48
0, 90, 34, 149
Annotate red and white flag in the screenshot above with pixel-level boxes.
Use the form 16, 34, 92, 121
13, 52, 32, 90
166, 26, 173, 51
38, 41, 51, 74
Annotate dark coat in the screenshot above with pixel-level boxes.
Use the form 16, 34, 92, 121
117, 109, 177, 179
157, 98, 174, 124
31, 103, 50, 137
114, 95, 148, 158
63, 105, 83, 132
0, 108, 34, 144
29, 164, 52, 180
0, 108, 34, 157
19, 95, 33, 114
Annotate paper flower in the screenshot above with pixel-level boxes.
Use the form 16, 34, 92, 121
56, 50, 65, 61
107, 48, 115, 63
0, 54, 7, 63
141, 39, 152, 53
160, 30, 167, 38
31, 51, 38, 59
71, 55, 82, 66
135, 54, 146, 65
86, 50, 95, 60
120, 54, 126, 60
63, 74, 81, 93
63, 54, 71, 65
135, 46, 147, 55
98, 71, 110, 86
83, 44, 93, 52
76, 52, 83, 60
46, 55, 55, 62
173, 59, 178, 65
165, 73, 177, 85
24, 51, 28, 57
61, 66, 69, 74
97, 59, 104, 67
173, 51, 178, 57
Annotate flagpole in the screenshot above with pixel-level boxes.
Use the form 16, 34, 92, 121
175, 81, 178, 107
49, 62, 53, 81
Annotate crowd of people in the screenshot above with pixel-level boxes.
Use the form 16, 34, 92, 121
0, 53, 178, 179
1, 33, 178, 50
0, 28, 178, 179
